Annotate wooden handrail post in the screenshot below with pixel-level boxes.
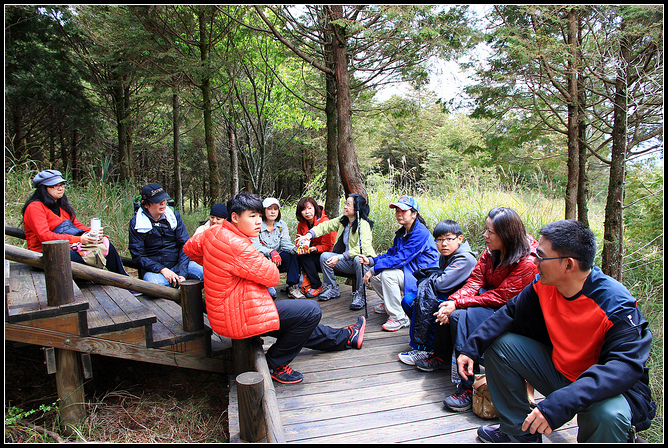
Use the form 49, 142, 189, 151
236, 371, 267, 442
232, 338, 254, 375
180, 280, 204, 331
42, 240, 86, 433
42, 240, 75, 306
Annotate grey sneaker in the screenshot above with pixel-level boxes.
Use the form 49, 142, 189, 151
382, 316, 410, 332
397, 350, 432, 366
349, 290, 366, 310
318, 284, 340, 301
287, 284, 305, 299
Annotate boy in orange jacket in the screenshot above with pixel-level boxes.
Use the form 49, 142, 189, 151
184, 192, 365, 384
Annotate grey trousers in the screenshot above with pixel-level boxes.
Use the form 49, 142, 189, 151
320, 252, 366, 292
485, 333, 632, 443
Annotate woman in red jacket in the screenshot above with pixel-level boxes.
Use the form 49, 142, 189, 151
294, 197, 336, 298
416, 207, 538, 412
21, 169, 128, 276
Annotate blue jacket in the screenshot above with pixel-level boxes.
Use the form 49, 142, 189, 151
461, 267, 656, 433
128, 208, 192, 278
370, 219, 440, 297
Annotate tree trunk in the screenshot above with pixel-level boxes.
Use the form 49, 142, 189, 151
173, 92, 183, 210
324, 25, 340, 218
564, 8, 579, 220
575, 14, 589, 227
329, 5, 367, 199
199, 8, 221, 206
602, 27, 630, 281
228, 118, 239, 197
70, 130, 78, 182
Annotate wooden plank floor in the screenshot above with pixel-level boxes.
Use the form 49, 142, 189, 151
229, 280, 579, 443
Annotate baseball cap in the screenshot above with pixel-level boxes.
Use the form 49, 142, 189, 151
390, 196, 419, 213
263, 197, 281, 209
141, 183, 171, 203
33, 170, 67, 188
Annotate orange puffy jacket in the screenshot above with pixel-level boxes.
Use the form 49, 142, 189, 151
183, 220, 280, 339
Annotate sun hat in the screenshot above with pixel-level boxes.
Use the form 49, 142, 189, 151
263, 197, 281, 209
210, 203, 228, 219
390, 196, 419, 213
141, 183, 171, 203
32, 170, 67, 188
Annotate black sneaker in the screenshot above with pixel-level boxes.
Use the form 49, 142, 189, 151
270, 365, 303, 384
477, 425, 543, 443
443, 384, 473, 412
415, 353, 448, 372
347, 316, 366, 349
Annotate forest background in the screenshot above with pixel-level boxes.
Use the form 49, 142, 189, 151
4, 5, 663, 443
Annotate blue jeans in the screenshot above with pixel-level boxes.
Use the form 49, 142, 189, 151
485, 333, 632, 442
142, 260, 203, 286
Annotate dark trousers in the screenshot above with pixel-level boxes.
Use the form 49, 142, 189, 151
279, 251, 301, 286
297, 251, 323, 289
433, 305, 495, 390
264, 299, 350, 369
402, 293, 448, 352
70, 241, 129, 276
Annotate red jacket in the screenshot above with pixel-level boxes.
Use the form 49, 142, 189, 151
183, 220, 280, 339
23, 201, 90, 252
296, 212, 336, 253
450, 237, 539, 309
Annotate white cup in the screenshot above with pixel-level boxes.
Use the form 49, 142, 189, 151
90, 218, 101, 238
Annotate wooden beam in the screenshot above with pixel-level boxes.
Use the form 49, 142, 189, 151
5, 244, 180, 302
5, 323, 228, 373
250, 338, 286, 443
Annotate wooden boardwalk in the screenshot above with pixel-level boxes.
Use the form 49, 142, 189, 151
5, 260, 232, 372
229, 281, 579, 443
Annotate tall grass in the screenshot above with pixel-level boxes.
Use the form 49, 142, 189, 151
4, 163, 662, 442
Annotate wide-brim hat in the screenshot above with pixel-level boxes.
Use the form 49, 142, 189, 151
33, 169, 67, 188
141, 183, 171, 203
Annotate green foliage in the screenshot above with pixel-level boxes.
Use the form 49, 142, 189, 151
5, 400, 59, 426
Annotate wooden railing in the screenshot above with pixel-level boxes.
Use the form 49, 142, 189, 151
5, 224, 284, 442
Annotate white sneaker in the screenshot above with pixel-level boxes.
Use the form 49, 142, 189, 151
287, 284, 305, 299
397, 350, 431, 366
373, 303, 386, 314
382, 316, 410, 332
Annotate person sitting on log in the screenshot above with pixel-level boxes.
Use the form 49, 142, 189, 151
184, 192, 367, 384
22, 169, 128, 276
128, 183, 203, 287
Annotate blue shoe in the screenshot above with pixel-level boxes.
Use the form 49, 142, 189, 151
477, 425, 542, 443
270, 365, 303, 384
443, 384, 473, 412
267, 287, 277, 299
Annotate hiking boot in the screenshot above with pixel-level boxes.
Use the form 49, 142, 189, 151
477, 425, 543, 443
397, 350, 432, 366
347, 316, 366, 349
305, 286, 323, 298
318, 284, 340, 301
287, 284, 306, 299
270, 365, 304, 384
416, 353, 448, 372
349, 290, 366, 310
444, 384, 473, 412
382, 316, 410, 332
373, 303, 386, 314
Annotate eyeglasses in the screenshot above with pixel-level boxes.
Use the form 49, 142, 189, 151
435, 237, 458, 244
531, 251, 578, 263
48, 183, 66, 190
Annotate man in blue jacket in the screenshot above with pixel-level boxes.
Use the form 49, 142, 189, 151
128, 183, 203, 286
457, 220, 655, 443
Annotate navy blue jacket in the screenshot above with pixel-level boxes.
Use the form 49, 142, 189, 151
461, 267, 656, 432
128, 208, 192, 278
